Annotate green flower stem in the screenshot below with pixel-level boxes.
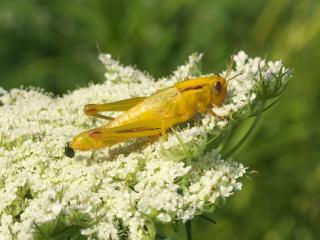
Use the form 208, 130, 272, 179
248, 97, 282, 118
185, 221, 192, 240
204, 128, 230, 154
223, 100, 266, 159
199, 215, 217, 224
219, 123, 237, 153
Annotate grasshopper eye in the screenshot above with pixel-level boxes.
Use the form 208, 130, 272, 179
214, 81, 222, 93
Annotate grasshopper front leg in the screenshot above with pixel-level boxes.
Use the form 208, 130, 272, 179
207, 107, 228, 120
161, 120, 168, 141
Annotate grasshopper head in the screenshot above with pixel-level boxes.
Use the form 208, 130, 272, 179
210, 52, 239, 107
210, 76, 227, 107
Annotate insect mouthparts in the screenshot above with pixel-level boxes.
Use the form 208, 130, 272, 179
65, 143, 75, 158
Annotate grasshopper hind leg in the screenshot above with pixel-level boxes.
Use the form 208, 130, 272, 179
84, 104, 115, 120
83, 97, 147, 120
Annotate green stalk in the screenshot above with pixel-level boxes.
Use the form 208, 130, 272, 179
199, 215, 217, 224
185, 221, 192, 240
219, 123, 237, 153
223, 100, 266, 159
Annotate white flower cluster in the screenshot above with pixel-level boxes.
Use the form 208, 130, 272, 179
0, 51, 290, 240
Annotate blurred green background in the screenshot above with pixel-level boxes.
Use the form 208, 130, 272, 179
1, 0, 319, 239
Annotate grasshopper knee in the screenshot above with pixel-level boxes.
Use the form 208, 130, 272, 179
84, 104, 98, 116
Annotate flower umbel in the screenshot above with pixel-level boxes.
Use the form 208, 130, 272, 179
0, 51, 291, 240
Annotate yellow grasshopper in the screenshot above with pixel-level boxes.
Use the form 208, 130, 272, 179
65, 60, 235, 158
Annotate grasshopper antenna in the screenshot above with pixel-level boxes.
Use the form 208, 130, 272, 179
225, 43, 240, 80
225, 54, 234, 80
223, 45, 244, 84
227, 72, 243, 82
